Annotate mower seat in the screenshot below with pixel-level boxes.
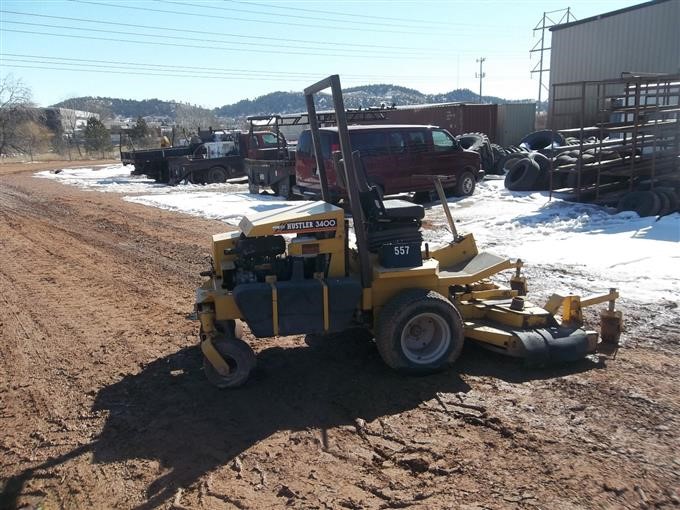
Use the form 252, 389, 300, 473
382, 199, 425, 220
351, 154, 424, 222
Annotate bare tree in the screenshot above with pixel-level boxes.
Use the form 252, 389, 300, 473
175, 102, 220, 133
0, 74, 35, 156
16, 120, 53, 162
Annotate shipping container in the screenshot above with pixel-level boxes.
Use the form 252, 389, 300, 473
496, 103, 536, 146
279, 103, 498, 142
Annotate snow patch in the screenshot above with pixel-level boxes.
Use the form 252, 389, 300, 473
125, 191, 295, 226
35, 166, 679, 304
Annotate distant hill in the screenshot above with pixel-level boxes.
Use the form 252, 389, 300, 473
214, 84, 522, 118
50, 97, 213, 120
52, 85, 537, 121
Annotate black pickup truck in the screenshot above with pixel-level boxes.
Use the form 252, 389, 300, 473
121, 129, 289, 185
121, 144, 197, 182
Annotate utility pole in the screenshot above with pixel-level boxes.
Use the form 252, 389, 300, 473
475, 57, 486, 104
530, 8, 576, 106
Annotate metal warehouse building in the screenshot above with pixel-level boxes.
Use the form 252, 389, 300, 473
548, 0, 680, 128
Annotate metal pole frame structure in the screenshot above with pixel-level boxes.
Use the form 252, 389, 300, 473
303, 75, 372, 289
530, 7, 576, 106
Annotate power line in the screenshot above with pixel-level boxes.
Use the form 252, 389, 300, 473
0, 19, 442, 58
0, 61, 328, 82
162, 0, 446, 30
0, 53, 459, 81
1, 22, 522, 60
0, 25, 443, 60
0, 60, 450, 86
0, 57, 310, 79
0, 9, 450, 53
69, 0, 455, 36
0, 18, 521, 59
223, 0, 456, 27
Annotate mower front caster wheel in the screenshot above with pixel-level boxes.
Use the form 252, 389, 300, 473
375, 289, 464, 374
203, 336, 256, 388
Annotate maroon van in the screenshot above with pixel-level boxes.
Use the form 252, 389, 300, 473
294, 125, 483, 199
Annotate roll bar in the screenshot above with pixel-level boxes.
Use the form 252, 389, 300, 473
303, 75, 372, 289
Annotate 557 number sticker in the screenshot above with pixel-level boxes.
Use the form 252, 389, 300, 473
393, 245, 410, 256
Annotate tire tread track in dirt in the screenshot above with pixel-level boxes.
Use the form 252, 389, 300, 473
1, 163, 679, 510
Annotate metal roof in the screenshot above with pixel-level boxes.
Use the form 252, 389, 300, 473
550, 0, 674, 31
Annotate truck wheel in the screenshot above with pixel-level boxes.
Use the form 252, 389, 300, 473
208, 166, 228, 183
203, 335, 256, 388
248, 181, 259, 194
453, 170, 476, 196
375, 289, 464, 374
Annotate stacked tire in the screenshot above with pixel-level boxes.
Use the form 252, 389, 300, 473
616, 187, 680, 217
503, 152, 553, 191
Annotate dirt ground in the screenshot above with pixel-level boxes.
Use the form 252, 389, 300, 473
1, 162, 678, 510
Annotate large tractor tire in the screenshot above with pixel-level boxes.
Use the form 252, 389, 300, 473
456, 132, 486, 151
457, 132, 494, 173
490, 143, 508, 174
375, 289, 464, 374
519, 130, 566, 151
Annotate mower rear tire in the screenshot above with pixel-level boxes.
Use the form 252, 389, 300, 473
375, 289, 464, 374
203, 335, 255, 388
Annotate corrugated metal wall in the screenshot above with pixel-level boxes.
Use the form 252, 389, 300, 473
549, 0, 680, 128
496, 103, 536, 146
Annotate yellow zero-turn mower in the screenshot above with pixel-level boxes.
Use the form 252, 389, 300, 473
195, 75, 623, 388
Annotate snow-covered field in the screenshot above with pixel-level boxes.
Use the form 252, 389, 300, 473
37, 164, 679, 303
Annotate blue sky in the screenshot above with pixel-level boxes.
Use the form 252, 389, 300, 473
0, 0, 641, 108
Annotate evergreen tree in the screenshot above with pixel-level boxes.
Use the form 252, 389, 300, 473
83, 116, 111, 158
130, 116, 153, 147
